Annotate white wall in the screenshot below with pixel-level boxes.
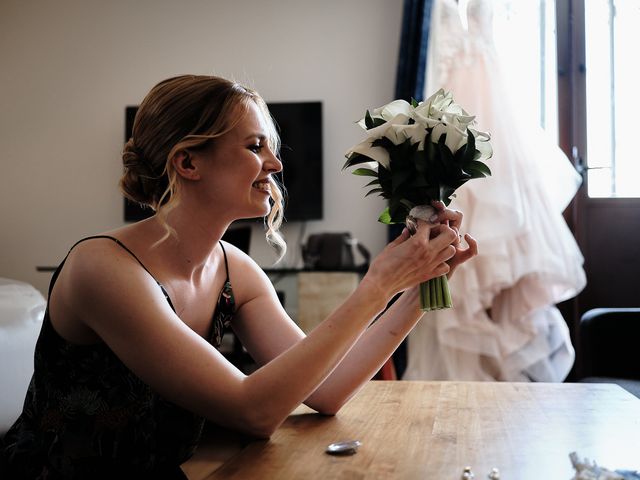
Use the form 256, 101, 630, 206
0, 0, 402, 294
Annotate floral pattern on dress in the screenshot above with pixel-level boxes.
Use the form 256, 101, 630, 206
1, 266, 236, 479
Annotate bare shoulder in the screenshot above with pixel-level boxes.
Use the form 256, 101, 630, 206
58, 237, 169, 324
220, 240, 277, 304
63, 237, 155, 291
219, 240, 268, 277
47, 236, 168, 343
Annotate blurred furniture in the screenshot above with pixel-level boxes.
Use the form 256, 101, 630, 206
296, 272, 360, 334
297, 271, 396, 380
183, 381, 640, 479
578, 307, 640, 398
0, 278, 46, 434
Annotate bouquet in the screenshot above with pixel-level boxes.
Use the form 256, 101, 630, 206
344, 89, 492, 311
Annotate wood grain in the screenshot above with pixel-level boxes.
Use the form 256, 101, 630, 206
184, 381, 640, 479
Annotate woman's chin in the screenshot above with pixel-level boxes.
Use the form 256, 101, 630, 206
238, 205, 270, 220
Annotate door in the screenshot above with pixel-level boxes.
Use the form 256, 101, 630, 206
557, 0, 640, 377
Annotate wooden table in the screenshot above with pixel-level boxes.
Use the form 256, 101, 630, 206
183, 381, 640, 479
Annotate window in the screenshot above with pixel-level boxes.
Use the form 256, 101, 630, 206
584, 1, 640, 197
492, 0, 559, 138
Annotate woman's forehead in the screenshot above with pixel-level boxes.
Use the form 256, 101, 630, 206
231, 101, 269, 137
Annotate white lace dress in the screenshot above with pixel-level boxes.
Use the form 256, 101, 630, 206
403, 0, 587, 381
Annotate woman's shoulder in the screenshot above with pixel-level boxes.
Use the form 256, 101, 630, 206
60, 232, 162, 305
66, 221, 156, 272
219, 240, 276, 301
219, 240, 266, 278
65, 235, 141, 273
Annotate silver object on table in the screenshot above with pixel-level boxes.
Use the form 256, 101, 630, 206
325, 440, 362, 455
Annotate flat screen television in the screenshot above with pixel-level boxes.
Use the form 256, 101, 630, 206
123, 101, 323, 222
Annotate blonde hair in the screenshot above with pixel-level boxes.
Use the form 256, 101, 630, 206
120, 75, 286, 259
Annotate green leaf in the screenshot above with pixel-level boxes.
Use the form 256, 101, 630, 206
364, 110, 374, 129
439, 185, 456, 203
465, 160, 492, 177
365, 188, 385, 197
389, 200, 409, 224
343, 153, 374, 170
372, 137, 395, 150
364, 178, 381, 187
466, 129, 476, 156
352, 167, 378, 177
365, 111, 387, 130
372, 117, 387, 128
399, 199, 415, 210
409, 176, 429, 188
392, 169, 413, 193
378, 207, 392, 224
411, 98, 419, 108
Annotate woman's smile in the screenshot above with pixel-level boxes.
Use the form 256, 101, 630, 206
252, 179, 271, 193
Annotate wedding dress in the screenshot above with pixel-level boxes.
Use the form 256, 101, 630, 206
403, 0, 587, 381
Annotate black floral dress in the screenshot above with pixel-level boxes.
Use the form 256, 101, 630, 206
0, 236, 236, 479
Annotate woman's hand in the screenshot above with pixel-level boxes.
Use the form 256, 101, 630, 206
428, 200, 478, 278
362, 219, 458, 300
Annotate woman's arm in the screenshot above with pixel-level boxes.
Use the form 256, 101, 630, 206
234, 208, 478, 415
61, 223, 455, 438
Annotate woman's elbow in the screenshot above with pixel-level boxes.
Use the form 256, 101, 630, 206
239, 411, 282, 439
243, 426, 274, 440
306, 397, 345, 416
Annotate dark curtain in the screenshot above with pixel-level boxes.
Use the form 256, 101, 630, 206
394, 0, 433, 105
391, 0, 434, 378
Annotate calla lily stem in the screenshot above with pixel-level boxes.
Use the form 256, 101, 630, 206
419, 275, 452, 311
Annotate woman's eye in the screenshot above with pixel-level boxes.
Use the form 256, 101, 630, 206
249, 144, 263, 153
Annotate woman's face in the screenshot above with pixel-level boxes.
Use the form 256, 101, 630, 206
192, 101, 282, 220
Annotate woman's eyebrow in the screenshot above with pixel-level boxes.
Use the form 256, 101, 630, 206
243, 133, 267, 141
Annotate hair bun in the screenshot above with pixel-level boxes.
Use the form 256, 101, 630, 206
120, 137, 157, 206
122, 138, 144, 168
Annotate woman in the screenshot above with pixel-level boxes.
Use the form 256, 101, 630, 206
1, 75, 477, 478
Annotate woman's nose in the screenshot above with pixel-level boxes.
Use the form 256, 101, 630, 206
264, 149, 283, 173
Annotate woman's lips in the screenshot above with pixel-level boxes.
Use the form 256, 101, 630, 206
252, 180, 271, 192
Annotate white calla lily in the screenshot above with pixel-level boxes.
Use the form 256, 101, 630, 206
344, 88, 492, 313
474, 135, 493, 159
345, 140, 391, 170
377, 99, 413, 121
363, 113, 410, 141
431, 122, 468, 152
357, 100, 413, 130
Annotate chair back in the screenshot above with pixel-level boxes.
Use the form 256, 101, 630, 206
580, 308, 640, 380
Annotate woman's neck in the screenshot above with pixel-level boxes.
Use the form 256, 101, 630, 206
147, 203, 233, 282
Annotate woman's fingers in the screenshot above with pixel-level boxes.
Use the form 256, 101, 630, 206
463, 233, 478, 256
368, 222, 459, 297
430, 203, 463, 231
447, 233, 478, 277
385, 227, 411, 249
422, 223, 457, 250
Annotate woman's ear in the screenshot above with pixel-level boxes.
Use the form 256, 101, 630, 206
172, 150, 201, 181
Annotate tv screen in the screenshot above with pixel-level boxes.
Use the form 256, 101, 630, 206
123, 101, 323, 222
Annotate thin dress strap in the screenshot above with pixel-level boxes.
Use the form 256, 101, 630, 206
48, 235, 175, 310
76, 235, 155, 274
219, 241, 230, 282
